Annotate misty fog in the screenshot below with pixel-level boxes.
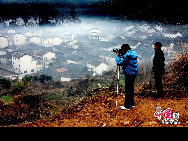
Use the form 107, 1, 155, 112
0, 16, 187, 80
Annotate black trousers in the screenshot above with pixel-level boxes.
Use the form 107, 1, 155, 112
154, 74, 163, 97
124, 75, 136, 108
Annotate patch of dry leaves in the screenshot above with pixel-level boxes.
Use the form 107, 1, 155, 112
15, 87, 188, 127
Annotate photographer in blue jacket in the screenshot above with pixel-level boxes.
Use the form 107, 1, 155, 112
115, 44, 138, 110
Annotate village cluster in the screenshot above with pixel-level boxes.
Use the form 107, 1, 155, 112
0, 26, 113, 81
0, 18, 186, 81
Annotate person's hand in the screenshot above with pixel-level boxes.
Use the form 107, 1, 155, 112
116, 51, 120, 55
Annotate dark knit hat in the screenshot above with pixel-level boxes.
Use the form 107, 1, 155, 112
154, 42, 162, 48
121, 44, 131, 51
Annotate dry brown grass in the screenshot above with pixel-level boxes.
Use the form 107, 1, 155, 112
14, 87, 188, 127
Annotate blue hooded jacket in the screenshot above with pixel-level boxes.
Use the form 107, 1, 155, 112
116, 50, 138, 76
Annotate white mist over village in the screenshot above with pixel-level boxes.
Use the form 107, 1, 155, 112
0, 17, 187, 81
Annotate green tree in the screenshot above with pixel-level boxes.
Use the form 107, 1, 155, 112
0, 79, 11, 89
12, 80, 25, 91
39, 74, 52, 83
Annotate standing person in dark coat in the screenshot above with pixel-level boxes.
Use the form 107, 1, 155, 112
152, 42, 165, 97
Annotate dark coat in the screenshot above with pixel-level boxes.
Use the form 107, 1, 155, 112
152, 49, 165, 76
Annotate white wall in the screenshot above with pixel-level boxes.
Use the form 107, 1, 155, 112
12, 55, 37, 75
0, 37, 8, 48
30, 37, 41, 45
14, 34, 26, 46
43, 52, 56, 61
42, 37, 63, 47
12, 56, 21, 74
61, 77, 71, 82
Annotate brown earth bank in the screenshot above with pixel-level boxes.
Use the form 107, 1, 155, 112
1, 52, 187, 127
14, 87, 188, 127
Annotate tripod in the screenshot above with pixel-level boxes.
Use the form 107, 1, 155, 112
116, 65, 121, 109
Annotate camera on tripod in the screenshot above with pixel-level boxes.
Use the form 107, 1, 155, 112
113, 48, 124, 58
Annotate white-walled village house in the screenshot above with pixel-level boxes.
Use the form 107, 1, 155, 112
12, 52, 37, 76
0, 36, 9, 48
33, 51, 56, 68
14, 34, 26, 46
